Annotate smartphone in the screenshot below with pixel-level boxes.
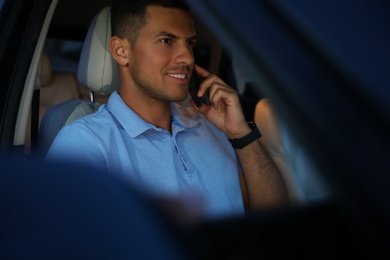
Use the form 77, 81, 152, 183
189, 71, 211, 107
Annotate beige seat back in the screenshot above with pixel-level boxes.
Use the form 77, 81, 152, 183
39, 53, 81, 123
254, 98, 330, 203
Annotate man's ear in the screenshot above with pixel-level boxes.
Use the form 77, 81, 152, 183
110, 36, 129, 66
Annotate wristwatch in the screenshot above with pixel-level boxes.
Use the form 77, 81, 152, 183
228, 122, 262, 149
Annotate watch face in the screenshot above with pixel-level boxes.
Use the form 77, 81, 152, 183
248, 121, 256, 129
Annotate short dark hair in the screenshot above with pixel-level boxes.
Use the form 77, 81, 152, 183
111, 0, 191, 44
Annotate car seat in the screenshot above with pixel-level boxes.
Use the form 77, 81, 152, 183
26, 52, 82, 153
38, 6, 118, 158
39, 52, 82, 123
254, 98, 330, 204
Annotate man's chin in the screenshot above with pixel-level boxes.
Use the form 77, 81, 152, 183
172, 94, 192, 105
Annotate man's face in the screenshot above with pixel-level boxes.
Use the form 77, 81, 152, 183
127, 6, 196, 103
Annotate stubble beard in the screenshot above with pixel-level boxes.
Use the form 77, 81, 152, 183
131, 66, 188, 103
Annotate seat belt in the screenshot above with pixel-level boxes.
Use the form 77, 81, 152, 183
30, 88, 40, 154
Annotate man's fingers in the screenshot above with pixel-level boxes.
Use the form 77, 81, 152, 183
193, 64, 233, 103
208, 83, 237, 106
193, 64, 210, 78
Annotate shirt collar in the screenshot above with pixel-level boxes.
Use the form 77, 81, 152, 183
171, 97, 200, 129
107, 91, 200, 138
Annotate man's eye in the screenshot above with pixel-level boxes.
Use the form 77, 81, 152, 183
160, 38, 172, 44
188, 40, 197, 47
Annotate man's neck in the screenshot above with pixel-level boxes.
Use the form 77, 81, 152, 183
118, 88, 172, 133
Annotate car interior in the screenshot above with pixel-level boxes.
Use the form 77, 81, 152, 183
38, 1, 330, 205
15, 0, 331, 205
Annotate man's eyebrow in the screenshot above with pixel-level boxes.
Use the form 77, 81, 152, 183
188, 35, 197, 41
155, 31, 197, 41
156, 31, 179, 39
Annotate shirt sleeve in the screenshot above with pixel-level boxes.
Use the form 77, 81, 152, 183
45, 123, 107, 171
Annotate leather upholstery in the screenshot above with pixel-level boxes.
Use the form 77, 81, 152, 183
39, 53, 81, 123
38, 6, 116, 157
77, 6, 119, 95
254, 98, 330, 203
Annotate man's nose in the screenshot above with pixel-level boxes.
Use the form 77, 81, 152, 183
175, 43, 194, 66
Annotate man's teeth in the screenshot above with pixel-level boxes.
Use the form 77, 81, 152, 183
168, 73, 186, 79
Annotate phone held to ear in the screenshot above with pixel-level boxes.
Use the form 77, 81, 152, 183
189, 71, 211, 107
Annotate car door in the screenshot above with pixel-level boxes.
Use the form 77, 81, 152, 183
0, 0, 56, 155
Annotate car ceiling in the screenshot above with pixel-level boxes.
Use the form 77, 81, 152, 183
48, 0, 217, 48
49, 0, 114, 39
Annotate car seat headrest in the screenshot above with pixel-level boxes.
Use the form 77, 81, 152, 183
77, 6, 119, 95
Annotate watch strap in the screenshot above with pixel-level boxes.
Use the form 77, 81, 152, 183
228, 122, 262, 149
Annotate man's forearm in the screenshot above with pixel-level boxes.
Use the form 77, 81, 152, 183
236, 139, 289, 211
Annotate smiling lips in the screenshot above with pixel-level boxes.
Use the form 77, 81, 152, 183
167, 73, 186, 79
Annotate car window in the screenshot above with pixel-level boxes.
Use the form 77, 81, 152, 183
44, 38, 83, 73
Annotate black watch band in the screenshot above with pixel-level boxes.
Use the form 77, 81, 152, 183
228, 122, 262, 149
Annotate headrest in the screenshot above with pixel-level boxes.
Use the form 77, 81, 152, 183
77, 6, 119, 94
40, 53, 52, 86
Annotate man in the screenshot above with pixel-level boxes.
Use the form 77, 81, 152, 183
46, 0, 288, 219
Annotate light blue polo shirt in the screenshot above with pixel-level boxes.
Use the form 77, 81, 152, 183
46, 91, 244, 219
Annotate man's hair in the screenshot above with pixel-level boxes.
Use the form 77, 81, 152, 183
111, 0, 191, 44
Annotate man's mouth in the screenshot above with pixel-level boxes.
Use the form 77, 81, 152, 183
167, 73, 186, 79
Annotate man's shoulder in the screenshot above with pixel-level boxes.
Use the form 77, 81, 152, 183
73, 104, 115, 126
54, 104, 119, 142
46, 104, 117, 162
